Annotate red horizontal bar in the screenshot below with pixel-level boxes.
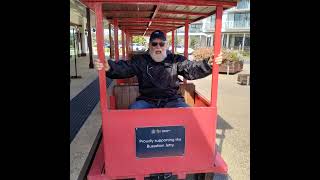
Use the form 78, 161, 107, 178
110, 11, 204, 21
121, 25, 177, 29
118, 18, 188, 22
157, 10, 210, 16
104, 10, 152, 14
82, 0, 237, 7
119, 23, 148, 26
151, 22, 184, 25
121, 25, 175, 27
126, 30, 150, 32
118, 19, 185, 25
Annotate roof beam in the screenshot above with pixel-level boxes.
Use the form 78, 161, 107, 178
123, 27, 174, 31
82, 0, 237, 7
105, 10, 209, 16
120, 25, 177, 29
157, 10, 209, 16
117, 18, 188, 23
144, 5, 160, 36
104, 10, 152, 14
150, 22, 184, 26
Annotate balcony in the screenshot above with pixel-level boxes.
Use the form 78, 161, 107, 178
203, 22, 215, 32
224, 21, 249, 30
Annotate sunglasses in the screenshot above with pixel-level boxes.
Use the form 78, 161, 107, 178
151, 41, 165, 47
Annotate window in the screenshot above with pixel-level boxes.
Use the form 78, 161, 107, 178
234, 36, 243, 47
190, 24, 202, 32
210, 16, 215, 23
244, 35, 250, 47
207, 37, 212, 47
237, 0, 250, 9
234, 12, 250, 28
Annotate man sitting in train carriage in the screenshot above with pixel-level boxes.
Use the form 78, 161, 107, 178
95, 30, 222, 109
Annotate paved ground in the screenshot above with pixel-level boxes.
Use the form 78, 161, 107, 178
70, 55, 98, 100
70, 54, 106, 180
189, 62, 250, 180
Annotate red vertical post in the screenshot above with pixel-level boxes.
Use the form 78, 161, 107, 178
171, 30, 175, 54
184, 20, 189, 84
114, 18, 119, 62
108, 23, 113, 59
210, 6, 223, 107
184, 21, 189, 58
94, 3, 109, 118
125, 32, 129, 60
121, 30, 125, 60
129, 35, 133, 53
114, 18, 123, 84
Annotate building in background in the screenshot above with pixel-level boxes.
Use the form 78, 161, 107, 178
174, 0, 250, 52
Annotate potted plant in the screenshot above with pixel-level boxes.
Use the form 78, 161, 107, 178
192, 47, 243, 74
219, 49, 243, 74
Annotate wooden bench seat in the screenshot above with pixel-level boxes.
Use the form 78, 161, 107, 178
113, 83, 195, 109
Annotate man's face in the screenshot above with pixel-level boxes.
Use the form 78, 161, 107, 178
149, 38, 167, 62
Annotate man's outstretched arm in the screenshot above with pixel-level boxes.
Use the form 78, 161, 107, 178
177, 52, 222, 80
95, 58, 136, 79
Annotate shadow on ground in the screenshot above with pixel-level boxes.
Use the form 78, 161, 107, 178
216, 115, 233, 153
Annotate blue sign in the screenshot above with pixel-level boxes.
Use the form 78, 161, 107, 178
135, 126, 185, 158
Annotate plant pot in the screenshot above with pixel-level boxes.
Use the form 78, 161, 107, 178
237, 74, 250, 85
219, 60, 243, 74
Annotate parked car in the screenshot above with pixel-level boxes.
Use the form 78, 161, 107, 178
133, 43, 146, 51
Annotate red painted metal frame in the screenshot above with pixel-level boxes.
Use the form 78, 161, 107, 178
83, 0, 237, 7
210, 6, 223, 107
183, 20, 189, 84
125, 32, 129, 60
87, 91, 227, 180
94, 3, 109, 144
171, 30, 175, 54
157, 10, 210, 16
183, 20, 189, 58
104, 10, 210, 16
121, 30, 125, 59
104, 10, 152, 14
87, 140, 105, 180
102, 107, 222, 179
89, 136, 227, 180
128, 35, 132, 53
114, 18, 123, 84
146, 22, 184, 25
119, 23, 148, 26
114, 18, 119, 62
193, 90, 211, 107
118, 18, 188, 23
144, 5, 160, 36
86, 1, 235, 179
108, 23, 114, 58
122, 26, 177, 30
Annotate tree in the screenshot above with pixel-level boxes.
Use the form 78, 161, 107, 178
167, 35, 172, 46
132, 36, 146, 45
190, 36, 200, 49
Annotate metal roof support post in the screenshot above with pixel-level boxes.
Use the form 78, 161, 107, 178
210, 5, 223, 107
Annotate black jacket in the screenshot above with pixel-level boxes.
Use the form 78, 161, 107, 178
106, 51, 212, 100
